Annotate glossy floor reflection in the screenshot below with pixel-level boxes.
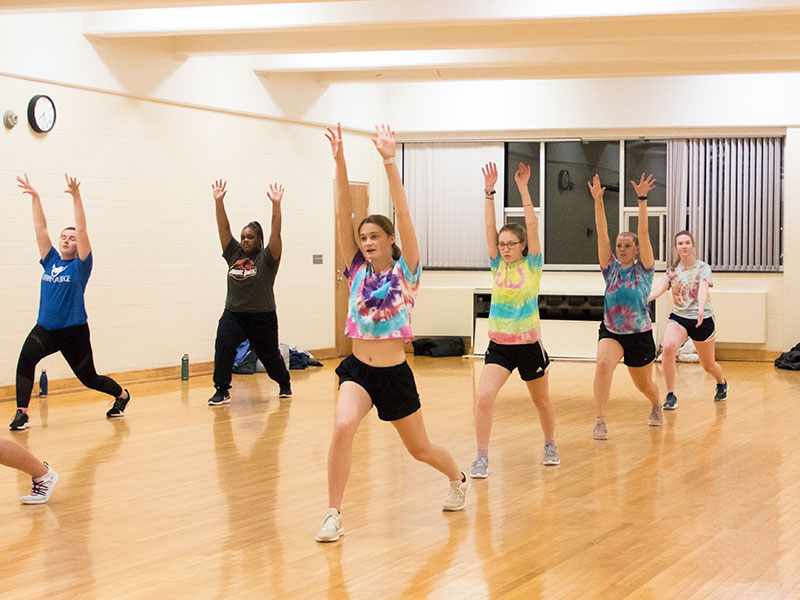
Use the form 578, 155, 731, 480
1, 358, 799, 599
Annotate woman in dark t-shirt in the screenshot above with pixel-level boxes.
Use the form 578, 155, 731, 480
208, 179, 291, 405
10, 174, 130, 431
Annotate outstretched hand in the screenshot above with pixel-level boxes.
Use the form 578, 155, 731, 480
631, 173, 656, 198
482, 162, 498, 191
267, 183, 284, 204
16, 174, 38, 198
514, 162, 531, 188
64, 173, 81, 199
212, 179, 227, 202
587, 174, 605, 201
325, 122, 343, 160
371, 124, 396, 160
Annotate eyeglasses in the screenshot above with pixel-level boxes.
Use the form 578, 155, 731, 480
497, 241, 521, 250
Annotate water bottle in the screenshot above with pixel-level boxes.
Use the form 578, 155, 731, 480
181, 354, 189, 380
39, 369, 48, 397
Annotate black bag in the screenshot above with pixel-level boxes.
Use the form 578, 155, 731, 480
774, 342, 800, 371
412, 337, 464, 357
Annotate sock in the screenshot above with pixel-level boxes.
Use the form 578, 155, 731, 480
477, 447, 488, 460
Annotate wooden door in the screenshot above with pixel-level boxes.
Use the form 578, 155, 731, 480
334, 182, 369, 357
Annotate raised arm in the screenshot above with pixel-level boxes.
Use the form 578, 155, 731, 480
514, 162, 540, 256
372, 124, 419, 271
212, 179, 234, 252
64, 174, 91, 260
648, 277, 670, 302
17, 174, 52, 260
266, 183, 283, 261
326, 123, 358, 264
482, 162, 499, 260
631, 173, 655, 269
588, 174, 612, 268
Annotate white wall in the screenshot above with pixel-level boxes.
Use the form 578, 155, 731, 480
0, 74, 383, 385
385, 74, 800, 133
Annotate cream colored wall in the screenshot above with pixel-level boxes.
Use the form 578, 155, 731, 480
0, 74, 382, 385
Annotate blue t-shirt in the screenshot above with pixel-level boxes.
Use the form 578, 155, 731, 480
601, 256, 653, 334
37, 247, 92, 330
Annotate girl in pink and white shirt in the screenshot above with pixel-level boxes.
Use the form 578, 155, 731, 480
649, 231, 728, 409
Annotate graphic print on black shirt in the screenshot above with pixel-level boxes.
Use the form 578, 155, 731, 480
228, 257, 257, 280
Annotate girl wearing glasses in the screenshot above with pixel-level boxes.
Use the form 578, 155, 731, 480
587, 173, 662, 440
469, 162, 558, 480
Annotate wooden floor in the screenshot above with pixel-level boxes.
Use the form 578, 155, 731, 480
1, 357, 799, 599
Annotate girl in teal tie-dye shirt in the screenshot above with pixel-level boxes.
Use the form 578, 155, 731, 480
588, 173, 661, 441
469, 161, 559, 481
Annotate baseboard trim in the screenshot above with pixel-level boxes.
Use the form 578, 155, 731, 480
715, 348, 780, 362
0, 345, 340, 402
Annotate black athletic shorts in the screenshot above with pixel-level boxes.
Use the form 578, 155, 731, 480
598, 322, 656, 368
335, 354, 421, 421
668, 313, 716, 342
484, 340, 550, 381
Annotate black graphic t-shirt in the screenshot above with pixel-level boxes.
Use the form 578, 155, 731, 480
222, 238, 279, 312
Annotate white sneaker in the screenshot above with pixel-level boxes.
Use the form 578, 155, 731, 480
442, 473, 470, 511
315, 508, 343, 542
20, 463, 59, 505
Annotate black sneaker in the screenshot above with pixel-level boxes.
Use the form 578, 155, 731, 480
106, 389, 131, 418
208, 389, 231, 406
278, 386, 292, 399
663, 392, 678, 410
9, 409, 30, 431
714, 380, 728, 402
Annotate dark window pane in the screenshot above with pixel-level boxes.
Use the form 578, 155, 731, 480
544, 141, 619, 265
627, 215, 661, 260
625, 140, 667, 207
506, 142, 540, 208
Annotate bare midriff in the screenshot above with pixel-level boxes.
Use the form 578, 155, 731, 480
351, 337, 407, 367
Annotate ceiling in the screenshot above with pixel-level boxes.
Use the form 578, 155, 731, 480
3, 1, 799, 83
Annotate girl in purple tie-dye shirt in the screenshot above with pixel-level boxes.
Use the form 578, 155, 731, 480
314, 123, 468, 544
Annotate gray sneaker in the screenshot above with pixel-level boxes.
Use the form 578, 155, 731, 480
593, 421, 608, 440
470, 456, 488, 479
649, 407, 663, 427
543, 443, 561, 465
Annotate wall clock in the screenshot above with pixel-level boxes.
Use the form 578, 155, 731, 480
27, 94, 56, 133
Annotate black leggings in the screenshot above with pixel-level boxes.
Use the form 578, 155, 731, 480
213, 309, 291, 392
16, 324, 123, 408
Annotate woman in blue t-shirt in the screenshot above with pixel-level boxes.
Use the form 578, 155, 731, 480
10, 174, 130, 431
588, 173, 661, 440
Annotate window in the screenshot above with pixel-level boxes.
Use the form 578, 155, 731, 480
666, 137, 782, 272
544, 141, 619, 266
403, 142, 504, 269
401, 135, 781, 272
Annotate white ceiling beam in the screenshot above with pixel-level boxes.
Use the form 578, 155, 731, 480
80, 1, 800, 37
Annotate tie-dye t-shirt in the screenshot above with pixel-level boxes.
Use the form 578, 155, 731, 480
488, 252, 543, 345
602, 256, 654, 334
344, 250, 421, 340
665, 260, 714, 319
